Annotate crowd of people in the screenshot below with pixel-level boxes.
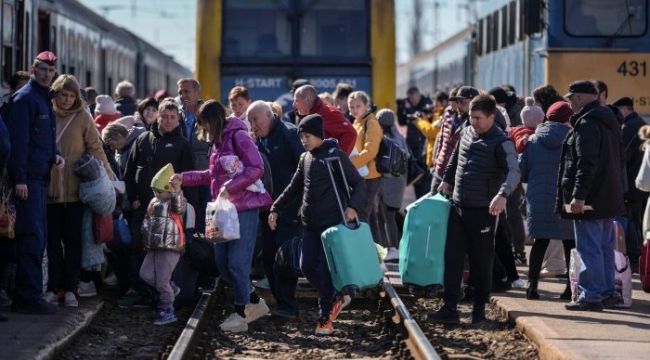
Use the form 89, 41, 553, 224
0, 50, 648, 334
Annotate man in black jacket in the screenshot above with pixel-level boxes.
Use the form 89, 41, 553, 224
248, 101, 305, 319
431, 95, 520, 325
121, 100, 195, 307
557, 81, 626, 311
613, 96, 647, 271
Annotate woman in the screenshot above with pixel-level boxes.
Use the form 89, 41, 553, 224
43, 75, 115, 306
228, 86, 252, 130
637, 126, 650, 250
519, 101, 576, 300
348, 91, 384, 251
376, 109, 407, 261
174, 100, 271, 332
135, 97, 159, 130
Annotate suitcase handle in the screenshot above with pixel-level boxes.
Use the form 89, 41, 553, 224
325, 157, 360, 228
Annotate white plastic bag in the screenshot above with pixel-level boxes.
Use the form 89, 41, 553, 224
569, 249, 583, 302
614, 250, 633, 308
205, 198, 239, 243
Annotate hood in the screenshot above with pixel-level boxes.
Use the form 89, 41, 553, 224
311, 138, 340, 155
534, 122, 570, 149
151, 121, 183, 139
219, 117, 249, 144
572, 101, 620, 131
127, 126, 146, 145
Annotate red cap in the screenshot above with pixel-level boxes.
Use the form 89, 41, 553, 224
546, 101, 574, 123
35, 51, 57, 65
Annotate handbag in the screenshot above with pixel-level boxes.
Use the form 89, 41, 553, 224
0, 168, 16, 239
274, 236, 303, 278
112, 216, 131, 245
93, 213, 114, 244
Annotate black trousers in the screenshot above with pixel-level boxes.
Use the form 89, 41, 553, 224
357, 178, 383, 246
528, 238, 575, 281
444, 205, 497, 307
47, 202, 85, 293
493, 215, 520, 282
625, 200, 644, 263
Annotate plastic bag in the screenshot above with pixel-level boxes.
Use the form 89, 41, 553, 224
205, 197, 240, 243
569, 249, 583, 302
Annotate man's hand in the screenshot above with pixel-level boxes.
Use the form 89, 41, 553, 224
268, 212, 278, 230
438, 182, 452, 196
489, 194, 507, 216
54, 155, 65, 169
15, 184, 27, 201
570, 198, 585, 214
345, 207, 357, 223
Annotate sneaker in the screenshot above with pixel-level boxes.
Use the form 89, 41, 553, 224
78, 281, 97, 297
513, 252, 527, 266
0, 289, 12, 307
315, 316, 334, 335
118, 292, 150, 308
428, 306, 460, 325
253, 277, 270, 289
12, 299, 58, 314
384, 247, 399, 262
602, 294, 621, 309
43, 291, 59, 304
153, 308, 177, 325
511, 279, 526, 289
341, 295, 352, 310
492, 279, 512, 293
539, 269, 564, 278
219, 313, 248, 332
64, 292, 78, 307
171, 282, 181, 298
244, 298, 270, 323
565, 299, 603, 312
271, 308, 298, 320
329, 299, 344, 321
471, 310, 487, 324
103, 272, 118, 286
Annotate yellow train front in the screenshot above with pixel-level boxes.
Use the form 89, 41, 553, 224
195, 0, 395, 112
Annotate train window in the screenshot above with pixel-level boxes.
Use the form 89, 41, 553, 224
298, 0, 368, 59
3, 3, 13, 44
501, 7, 508, 48
477, 18, 484, 56
222, 0, 291, 58
565, 0, 647, 37
509, 1, 517, 45
492, 10, 499, 52
486, 14, 492, 54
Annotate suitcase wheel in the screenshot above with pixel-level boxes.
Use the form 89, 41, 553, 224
341, 285, 359, 298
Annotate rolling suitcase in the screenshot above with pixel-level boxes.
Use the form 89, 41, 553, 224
399, 194, 450, 291
321, 157, 383, 296
641, 240, 650, 293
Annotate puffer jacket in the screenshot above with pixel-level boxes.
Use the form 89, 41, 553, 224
556, 101, 626, 220
519, 122, 574, 240
182, 117, 272, 212
306, 98, 357, 155
351, 112, 383, 179
434, 111, 467, 178
142, 192, 186, 252
414, 112, 444, 168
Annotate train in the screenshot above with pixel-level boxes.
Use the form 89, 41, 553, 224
397, 0, 650, 117
195, 0, 396, 111
0, 0, 192, 98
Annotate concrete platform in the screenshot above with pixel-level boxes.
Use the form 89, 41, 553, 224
0, 299, 103, 360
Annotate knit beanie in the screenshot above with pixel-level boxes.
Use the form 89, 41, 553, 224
376, 109, 397, 127
151, 163, 175, 192
95, 95, 118, 115
298, 114, 324, 139
520, 97, 545, 128
546, 101, 574, 124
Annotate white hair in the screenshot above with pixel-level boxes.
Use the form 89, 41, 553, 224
246, 100, 273, 118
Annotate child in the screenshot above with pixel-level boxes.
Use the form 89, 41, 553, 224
140, 163, 186, 325
268, 114, 366, 335
509, 97, 545, 154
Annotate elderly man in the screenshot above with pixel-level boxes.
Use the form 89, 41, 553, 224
248, 100, 304, 319
293, 85, 356, 155
114, 80, 138, 116
122, 100, 195, 308
6, 52, 65, 314
557, 80, 626, 311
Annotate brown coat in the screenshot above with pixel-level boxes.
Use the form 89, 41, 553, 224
48, 106, 115, 204
351, 112, 383, 179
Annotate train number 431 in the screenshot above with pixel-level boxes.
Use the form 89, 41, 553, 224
618, 61, 647, 77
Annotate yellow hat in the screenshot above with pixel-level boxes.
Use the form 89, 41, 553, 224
150, 163, 175, 191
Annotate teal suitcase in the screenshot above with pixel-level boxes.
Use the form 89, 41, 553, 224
321, 157, 383, 296
399, 194, 450, 289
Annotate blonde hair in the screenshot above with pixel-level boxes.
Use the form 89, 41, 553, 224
318, 92, 335, 106
640, 125, 650, 150
177, 78, 201, 91
228, 86, 250, 101
348, 91, 370, 105
115, 80, 135, 97
267, 101, 283, 119
101, 122, 129, 144
51, 74, 83, 109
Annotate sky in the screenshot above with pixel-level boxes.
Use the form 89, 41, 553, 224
84, 0, 473, 72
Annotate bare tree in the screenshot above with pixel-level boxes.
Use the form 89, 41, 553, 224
409, 0, 424, 56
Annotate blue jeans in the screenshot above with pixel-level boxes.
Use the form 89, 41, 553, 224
574, 219, 616, 302
215, 209, 259, 305
301, 229, 335, 318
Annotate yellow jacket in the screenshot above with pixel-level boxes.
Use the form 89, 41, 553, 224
351, 112, 383, 179
414, 116, 442, 168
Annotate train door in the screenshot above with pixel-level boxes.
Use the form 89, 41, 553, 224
1, 0, 17, 90
37, 8, 55, 53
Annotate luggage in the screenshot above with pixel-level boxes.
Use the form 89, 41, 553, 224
321, 157, 383, 296
641, 239, 650, 293
569, 248, 583, 302
398, 194, 450, 289
186, 233, 219, 278
274, 236, 303, 278
613, 220, 632, 307
172, 254, 197, 308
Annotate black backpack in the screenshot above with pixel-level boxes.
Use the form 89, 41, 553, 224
375, 136, 408, 177
273, 236, 302, 278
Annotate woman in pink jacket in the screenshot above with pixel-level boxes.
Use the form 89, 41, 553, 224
174, 100, 272, 333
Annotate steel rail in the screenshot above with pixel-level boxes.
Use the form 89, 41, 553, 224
167, 292, 212, 360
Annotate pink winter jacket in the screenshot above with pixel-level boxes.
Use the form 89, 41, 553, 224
181, 117, 272, 212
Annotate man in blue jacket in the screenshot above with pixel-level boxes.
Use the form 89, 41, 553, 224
248, 100, 304, 319
6, 52, 65, 314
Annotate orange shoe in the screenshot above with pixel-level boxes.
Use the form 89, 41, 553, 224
315, 316, 333, 335
329, 299, 343, 321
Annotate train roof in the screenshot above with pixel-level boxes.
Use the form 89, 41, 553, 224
398, 26, 474, 73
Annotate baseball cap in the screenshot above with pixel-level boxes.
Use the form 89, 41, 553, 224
611, 96, 634, 107
449, 86, 479, 101
36, 51, 57, 65
291, 79, 311, 93
564, 80, 598, 98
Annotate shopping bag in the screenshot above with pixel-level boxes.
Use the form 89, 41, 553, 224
204, 197, 239, 243
0, 170, 15, 239
569, 249, 583, 302
93, 213, 114, 244
112, 217, 131, 245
